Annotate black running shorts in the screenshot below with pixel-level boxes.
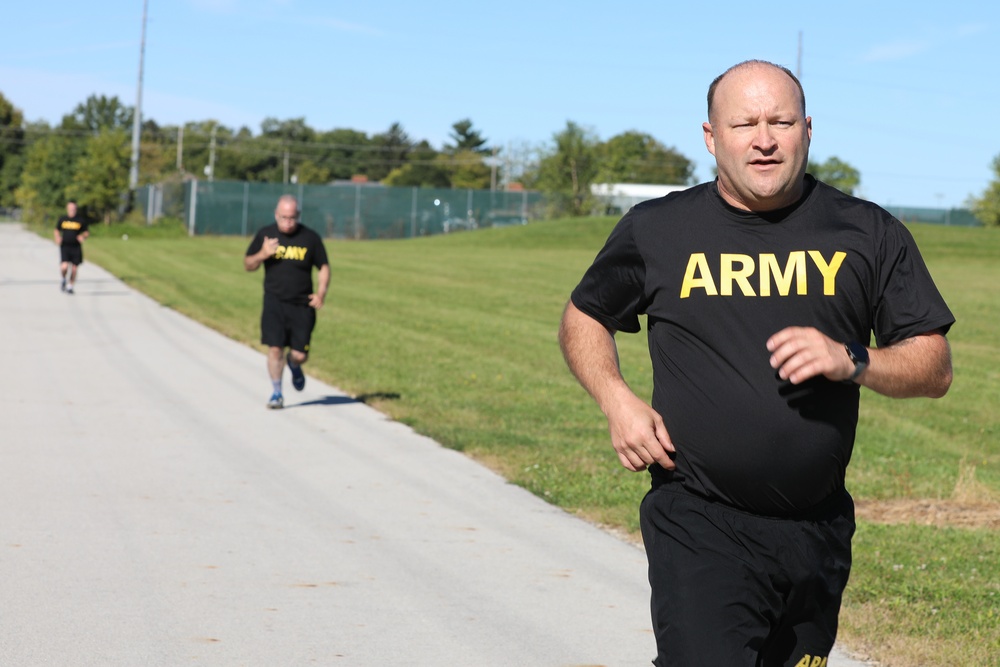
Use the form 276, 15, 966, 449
60, 245, 83, 265
260, 293, 316, 353
639, 483, 855, 667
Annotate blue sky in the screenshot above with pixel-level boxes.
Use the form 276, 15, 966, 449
2, 0, 998, 209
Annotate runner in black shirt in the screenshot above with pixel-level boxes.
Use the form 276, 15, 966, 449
54, 200, 89, 294
560, 60, 954, 667
245, 195, 330, 409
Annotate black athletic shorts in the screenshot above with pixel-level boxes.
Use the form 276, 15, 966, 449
260, 293, 316, 353
639, 483, 855, 667
60, 245, 83, 265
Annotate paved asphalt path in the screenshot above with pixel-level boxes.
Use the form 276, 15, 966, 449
0, 223, 873, 666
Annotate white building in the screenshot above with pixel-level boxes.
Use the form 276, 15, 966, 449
591, 182, 689, 214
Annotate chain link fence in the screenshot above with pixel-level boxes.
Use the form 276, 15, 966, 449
137, 179, 544, 238
883, 205, 981, 227
134, 180, 983, 236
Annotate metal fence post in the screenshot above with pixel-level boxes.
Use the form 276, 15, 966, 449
411, 187, 417, 238
242, 181, 249, 236
145, 184, 153, 225
354, 183, 361, 239
188, 179, 198, 236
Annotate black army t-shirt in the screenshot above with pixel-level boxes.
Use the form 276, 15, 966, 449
571, 176, 954, 516
56, 215, 89, 245
245, 223, 329, 305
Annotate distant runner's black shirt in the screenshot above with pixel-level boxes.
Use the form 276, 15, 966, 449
245, 223, 329, 305
56, 216, 89, 246
571, 176, 954, 516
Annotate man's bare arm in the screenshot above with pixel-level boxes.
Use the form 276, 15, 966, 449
767, 328, 952, 399
559, 300, 675, 471
309, 263, 330, 309
244, 237, 279, 271
860, 333, 952, 398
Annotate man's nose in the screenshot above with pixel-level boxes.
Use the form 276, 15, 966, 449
753, 124, 777, 151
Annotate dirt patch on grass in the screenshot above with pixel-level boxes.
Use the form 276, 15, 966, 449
854, 499, 1000, 529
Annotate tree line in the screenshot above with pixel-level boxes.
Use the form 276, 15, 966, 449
0, 91, 699, 225
5, 89, 990, 227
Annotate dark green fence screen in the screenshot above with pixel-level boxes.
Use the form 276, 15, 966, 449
135, 180, 982, 235
138, 179, 543, 238
883, 205, 981, 227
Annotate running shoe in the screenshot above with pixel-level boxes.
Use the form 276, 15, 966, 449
66, 285, 74, 295
60, 278, 67, 292
267, 392, 284, 409
287, 354, 305, 391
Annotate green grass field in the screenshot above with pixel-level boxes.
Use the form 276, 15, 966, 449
79, 216, 999, 667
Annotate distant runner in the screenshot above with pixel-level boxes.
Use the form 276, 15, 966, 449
54, 200, 89, 294
244, 195, 330, 409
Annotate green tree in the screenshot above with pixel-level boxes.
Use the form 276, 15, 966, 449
808, 156, 860, 195
317, 128, 372, 181
136, 119, 173, 185
969, 154, 1000, 227
15, 95, 138, 222
294, 160, 331, 185
0, 150, 26, 209
597, 131, 695, 185
183, 122, 277, 182
260, 117, 315, 143
383, 141, 450, 188
368, 122, 412, 181
445, 119, 489, 155
446, 149, 491, 189
528, 121, 600, 217
62, 94, 133, 134
248, 118, 311, 183
0, 91, 26, 207
214, 125, 264, 181
67, 129, 131, 223
14, 127, 83, 222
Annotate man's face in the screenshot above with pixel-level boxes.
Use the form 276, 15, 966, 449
274, 200, 299, 234
66, 202, 78, 218
703, 65, 812, 211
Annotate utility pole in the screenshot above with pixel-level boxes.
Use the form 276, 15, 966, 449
129, 0, 149, 191
489, 146, 498, 191
208, 124, 217, 182
796, 30, 803, 79
176, 125, 184, 173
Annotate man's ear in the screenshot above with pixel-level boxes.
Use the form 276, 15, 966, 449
702, 122, 716, 157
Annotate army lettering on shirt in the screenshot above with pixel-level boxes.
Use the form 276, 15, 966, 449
679, 250, 846, 298
56, 216, 89, 246
273, 244, 309, 261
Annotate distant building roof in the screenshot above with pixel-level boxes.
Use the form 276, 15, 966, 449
591, 182, 690, 214
590, 183, 689, 198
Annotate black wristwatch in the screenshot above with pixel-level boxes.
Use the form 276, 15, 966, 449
844, 341, 869, 383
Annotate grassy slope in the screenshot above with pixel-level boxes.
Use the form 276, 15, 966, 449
81, 217, 999, 666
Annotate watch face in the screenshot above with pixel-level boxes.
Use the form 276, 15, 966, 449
847, 341, 870, 364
